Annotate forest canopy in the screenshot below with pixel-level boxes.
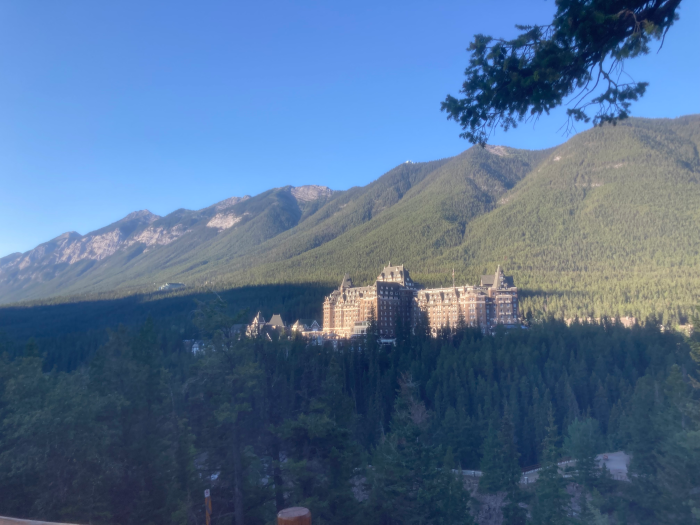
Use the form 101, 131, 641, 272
0, 301, 698, 524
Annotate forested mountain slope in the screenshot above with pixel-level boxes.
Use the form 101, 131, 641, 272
216, 146, 548, 287
1, 116, 698, 323
441, 115, 700, 321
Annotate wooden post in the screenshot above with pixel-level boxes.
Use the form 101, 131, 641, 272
204, 489, 212, 525
277, 507, 311, 525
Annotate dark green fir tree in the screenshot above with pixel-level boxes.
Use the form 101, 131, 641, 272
366, 373, 472, 525
530, 410, 572, 525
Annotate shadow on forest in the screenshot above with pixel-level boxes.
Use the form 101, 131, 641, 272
0, 285, 605, 372
0, 283, 333, 343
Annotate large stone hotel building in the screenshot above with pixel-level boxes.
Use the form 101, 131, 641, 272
322, 264, 518, 338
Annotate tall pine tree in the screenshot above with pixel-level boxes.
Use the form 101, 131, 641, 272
367, 373, 472, 525
530, 410, 571, 525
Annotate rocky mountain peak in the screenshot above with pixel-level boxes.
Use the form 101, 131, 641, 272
290, 185, 334, 203
122, 210, 161, 223
212, 196, 251, 211
55, 231, 82, 240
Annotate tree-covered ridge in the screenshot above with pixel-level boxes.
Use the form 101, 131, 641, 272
1, 116, 699, 325
219, 146, 547, 287
0, 303, 698, 524
442, 115, 700, 322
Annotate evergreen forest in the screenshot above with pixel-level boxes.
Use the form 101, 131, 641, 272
1, 298, 698, 525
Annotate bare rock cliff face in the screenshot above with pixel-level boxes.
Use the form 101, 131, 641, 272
206, 213, 247, 231
290, 185, 333, 203
125, 224, 191, 249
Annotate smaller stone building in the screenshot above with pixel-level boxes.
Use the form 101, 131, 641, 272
246, 312, 287, 338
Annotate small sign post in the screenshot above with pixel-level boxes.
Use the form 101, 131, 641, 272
205, 489, 212, 525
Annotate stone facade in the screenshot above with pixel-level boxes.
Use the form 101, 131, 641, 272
323, 265, 518, 338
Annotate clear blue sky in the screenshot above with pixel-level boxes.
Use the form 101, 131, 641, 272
1, 0, 698, 257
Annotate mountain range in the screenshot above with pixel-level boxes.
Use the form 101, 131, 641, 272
1, 115, 699, 323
